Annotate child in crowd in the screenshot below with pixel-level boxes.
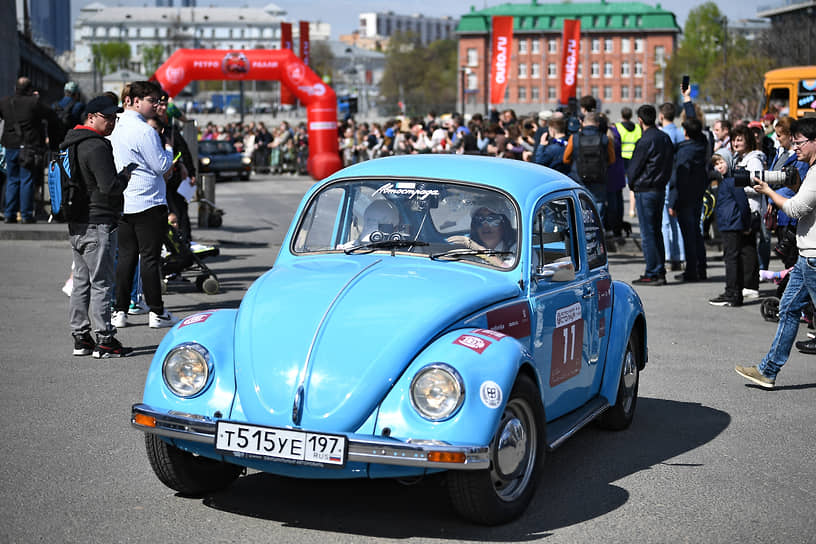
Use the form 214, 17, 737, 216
709, 153, 753, 307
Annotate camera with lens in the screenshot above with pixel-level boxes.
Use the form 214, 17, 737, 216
733, 165, 800, 189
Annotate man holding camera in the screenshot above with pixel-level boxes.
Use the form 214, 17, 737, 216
736, 117, 816, 388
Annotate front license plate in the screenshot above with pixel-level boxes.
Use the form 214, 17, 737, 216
215, 421, 347, 467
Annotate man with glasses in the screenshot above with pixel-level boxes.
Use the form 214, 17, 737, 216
110, 81, 179, 330
62, 95, 133, 357
736, 117, 816, 388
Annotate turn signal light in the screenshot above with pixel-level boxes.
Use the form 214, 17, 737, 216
428, 451, 466, 464
133, 414, 157, 428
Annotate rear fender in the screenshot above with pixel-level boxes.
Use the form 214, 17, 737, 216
142, 309, 238, 418
599, 281, 647, 405
375, 328, 532, 449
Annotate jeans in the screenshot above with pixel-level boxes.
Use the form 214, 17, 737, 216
676, 201, 707, 279
662, 190, 684, 262
115, 205, 168, 315
635, 189, 666, 278
759, 255, 816, 379
584, 182, 607, 228
4, 148, 35, 220
69, 223, 118, 340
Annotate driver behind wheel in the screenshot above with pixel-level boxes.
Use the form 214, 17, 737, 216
447, 198, 517, 267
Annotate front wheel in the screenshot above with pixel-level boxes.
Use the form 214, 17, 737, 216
597, 333, 640, 430
144, 434, 243, 496
447, 374, 545, 525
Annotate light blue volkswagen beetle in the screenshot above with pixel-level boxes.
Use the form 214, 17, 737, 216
132, 154, 646, 525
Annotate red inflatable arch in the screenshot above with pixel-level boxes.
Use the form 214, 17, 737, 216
153, 49, 341, 179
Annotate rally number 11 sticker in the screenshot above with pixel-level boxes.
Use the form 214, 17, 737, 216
550, 303, 583, 386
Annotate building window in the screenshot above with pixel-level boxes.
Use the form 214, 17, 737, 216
636, 16, 643, 27
635, 38, 644, 52
591, 85, 598, 98
531, 86, 540, 101
604, 62, 612, 78
655, 45, 665, 65
531, 63, 540, 78
621, 38, 630, 53
467, 48, 478, 66
635, 61, 643, 77
576, 86, 582, 98
655, 71, 664, 89
621, 62, 630, 77
467, 72, 478, 90
604, 86, 612, 100
548, 39, 557, 53
548, 63, 557, 78
591, 38, 600, 53
518, 87, 527, 101
621, 86, 630, 99
623, 15, 630, 26
519, 39, 527, 54
634, 85, 643, 99
604, 38, 613, 52
519, 63, 528, 79
578, 63, 583, 78
532, 39, 540, 54
548, 86, 557, 100
504, 88, 510, 101
591, 62, 600, 78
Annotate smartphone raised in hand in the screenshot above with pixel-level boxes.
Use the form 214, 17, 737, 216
681, 75, 690, 93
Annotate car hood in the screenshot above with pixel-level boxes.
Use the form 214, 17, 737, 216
232, 256, 519, 432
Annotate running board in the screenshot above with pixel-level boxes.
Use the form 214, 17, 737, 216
546, 397, 610, 451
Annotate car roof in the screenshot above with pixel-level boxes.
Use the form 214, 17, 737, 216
323, 155, 580, 206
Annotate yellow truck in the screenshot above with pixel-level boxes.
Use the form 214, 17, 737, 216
764, 66, 816, 118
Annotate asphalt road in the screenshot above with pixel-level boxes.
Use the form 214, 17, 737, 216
0, 171, 814, 543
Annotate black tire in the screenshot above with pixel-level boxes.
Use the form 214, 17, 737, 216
447, 374, 545, 525
597, 333, 640, 430
202, 276, 219, 295
144, 434, 243, 496
761, 297, 780, 322
208, 214, 223, 228
194, 275, 206, 292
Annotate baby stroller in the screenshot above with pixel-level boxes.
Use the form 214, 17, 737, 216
162, 223, 221, 295
759, 224, 814, 327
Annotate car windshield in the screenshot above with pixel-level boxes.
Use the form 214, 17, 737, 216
292, 179, 519, 269
199, 141, 237, 155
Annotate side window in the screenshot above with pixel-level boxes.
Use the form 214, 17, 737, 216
532, 198, 579, 270
293, 187, 345, 252
579, 194, 607, 269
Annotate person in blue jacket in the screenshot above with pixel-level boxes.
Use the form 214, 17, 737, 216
709, 153, 752, 307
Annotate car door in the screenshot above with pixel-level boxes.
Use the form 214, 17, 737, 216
528, 193, 597, 420
576, 193, 612, 397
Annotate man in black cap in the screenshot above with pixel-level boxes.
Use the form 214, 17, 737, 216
62, 95, 133, 358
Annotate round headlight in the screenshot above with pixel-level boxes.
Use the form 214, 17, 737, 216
201, 157, 211, 166
410, 364, 464, 421
162, 343, 211, 397
241, 156, 252, 165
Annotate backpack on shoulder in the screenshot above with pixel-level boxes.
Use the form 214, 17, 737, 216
575, 130, 608, 185
47, 144, 86, 221
53, 98, 77, 130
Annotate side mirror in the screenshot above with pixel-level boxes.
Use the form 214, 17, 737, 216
534, 259, 575, 282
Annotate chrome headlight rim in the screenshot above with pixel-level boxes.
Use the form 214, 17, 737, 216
410, 363, 465, 422
200, 157, 211, 166
162, 342, 213, 398
241, 156, 252, 165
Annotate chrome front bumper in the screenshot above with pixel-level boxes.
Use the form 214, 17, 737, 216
131, 403, 490, 470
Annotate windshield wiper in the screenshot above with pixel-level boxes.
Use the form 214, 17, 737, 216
430, 248, 513, 261
344, 239, 429, 255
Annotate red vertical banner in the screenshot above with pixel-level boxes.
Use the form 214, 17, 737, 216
559, 19, 581, 105
299, 21, 310, 67
280, 22, 295, 106
489, 15, 513, 105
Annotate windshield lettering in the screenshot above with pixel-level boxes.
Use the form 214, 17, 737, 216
373, 183, 440, 201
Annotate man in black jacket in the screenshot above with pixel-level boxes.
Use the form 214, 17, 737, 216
63, 96, 133, 358
0, 77, 62, 223
627, 104, 675, 285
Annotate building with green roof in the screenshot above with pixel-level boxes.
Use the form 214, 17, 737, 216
455, 0, 680, 117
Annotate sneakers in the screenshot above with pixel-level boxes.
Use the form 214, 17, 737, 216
735, 365, 775, 389
72, 332, 95, 356
709, 294, 742, 307
632, 275, 666, 286
128, 298, 149, 315
92, 336, 133, 358
149, 310, 180, 329
742, 288, 760, 299
112, 310, 128, 328
795, 338, 816, 354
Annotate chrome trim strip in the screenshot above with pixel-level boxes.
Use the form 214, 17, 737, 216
132, 403, 490, 470
547, 400, 609, 451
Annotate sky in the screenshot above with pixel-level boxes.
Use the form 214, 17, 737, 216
71, 0, 775, 39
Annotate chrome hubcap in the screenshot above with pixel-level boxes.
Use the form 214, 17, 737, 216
496, 417, 526, 478
490, 397, 537, 502
620, 349, 638, 414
